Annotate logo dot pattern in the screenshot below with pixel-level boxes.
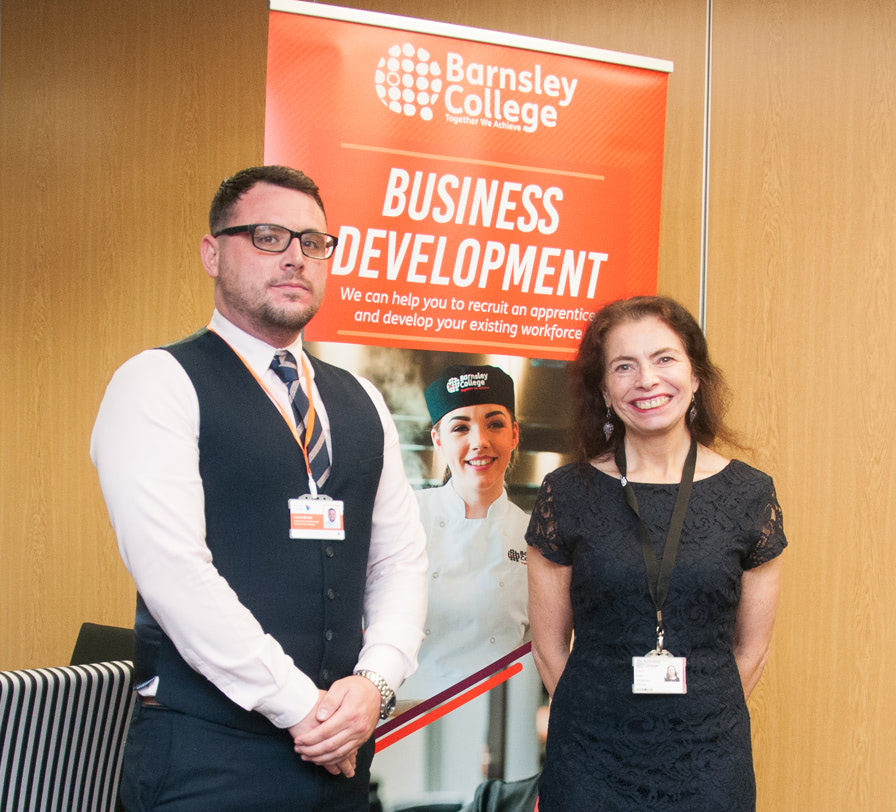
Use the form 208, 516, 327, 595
375, 43, 442, 121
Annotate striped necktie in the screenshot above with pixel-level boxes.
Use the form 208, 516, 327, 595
269, 350, 331, 488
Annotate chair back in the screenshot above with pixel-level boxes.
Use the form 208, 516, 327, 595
70, 623, 135, 666
0, 661, 135, 811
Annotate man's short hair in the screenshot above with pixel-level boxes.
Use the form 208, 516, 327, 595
209, 165, 326, 232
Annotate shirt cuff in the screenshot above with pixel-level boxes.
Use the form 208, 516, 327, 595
250, 668, 321, 729
355, 643, 412, 694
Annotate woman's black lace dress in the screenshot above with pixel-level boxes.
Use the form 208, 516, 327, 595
527, 461, 786, 811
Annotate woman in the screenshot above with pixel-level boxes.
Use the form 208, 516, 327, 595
527, 296, 786, 811
401, 363, 530, 700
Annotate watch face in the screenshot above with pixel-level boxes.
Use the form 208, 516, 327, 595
382, 694, 397, 718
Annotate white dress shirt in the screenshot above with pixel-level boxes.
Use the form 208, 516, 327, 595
90, 311, 427, 729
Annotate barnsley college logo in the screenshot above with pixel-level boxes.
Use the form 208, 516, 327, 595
445, 373, 490, 394
374, 41, 580, 133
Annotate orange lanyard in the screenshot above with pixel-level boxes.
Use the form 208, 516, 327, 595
210, 329, 322, 495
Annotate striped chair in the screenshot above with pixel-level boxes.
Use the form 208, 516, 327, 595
0, 660, 135, 812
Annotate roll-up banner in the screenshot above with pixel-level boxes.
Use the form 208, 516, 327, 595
265, 1, 672, 361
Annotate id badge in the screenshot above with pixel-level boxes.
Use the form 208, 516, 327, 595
632, 653, 687, 694
289, 495, 345, 540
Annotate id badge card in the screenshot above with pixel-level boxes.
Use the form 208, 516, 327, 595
632, 653, 687, 694
289, 495, 345, 540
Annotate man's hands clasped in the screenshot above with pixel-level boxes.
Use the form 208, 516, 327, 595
288, 675, 382, 777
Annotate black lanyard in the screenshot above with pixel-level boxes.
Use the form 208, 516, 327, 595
614, 437, 697, 651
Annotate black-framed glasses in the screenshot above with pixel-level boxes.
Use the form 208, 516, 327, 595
212, 224, 339, 259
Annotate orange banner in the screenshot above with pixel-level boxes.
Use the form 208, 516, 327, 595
265, 2, 671, 360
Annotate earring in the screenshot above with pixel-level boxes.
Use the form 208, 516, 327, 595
602, 407, 614, 441
688, 395, 697, 423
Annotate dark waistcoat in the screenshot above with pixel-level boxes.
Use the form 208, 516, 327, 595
133, 329, 384, 734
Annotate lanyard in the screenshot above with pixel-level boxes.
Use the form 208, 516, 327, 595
614, 437, 697, 652
209, 329, 321, 495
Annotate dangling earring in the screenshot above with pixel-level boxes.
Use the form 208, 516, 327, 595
688, 395, 697, 423
602, 407, 614, 441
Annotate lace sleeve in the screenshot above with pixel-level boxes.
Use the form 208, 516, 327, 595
526, 475, 572, 564
744, 482, 787, 569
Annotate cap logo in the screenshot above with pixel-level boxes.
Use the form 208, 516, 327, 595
447, 372, 490, 393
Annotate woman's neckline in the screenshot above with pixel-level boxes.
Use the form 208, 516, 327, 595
587, 458, 734, 485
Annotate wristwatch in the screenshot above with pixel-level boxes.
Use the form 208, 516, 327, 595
353, 669, 397, 719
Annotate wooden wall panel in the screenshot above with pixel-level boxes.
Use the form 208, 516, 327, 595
709, 0, 896, 809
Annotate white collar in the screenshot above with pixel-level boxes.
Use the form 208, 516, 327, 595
209, 310, 308, 380
443, 480, 510, 519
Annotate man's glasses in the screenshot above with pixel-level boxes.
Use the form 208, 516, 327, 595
213, 224, 339, 259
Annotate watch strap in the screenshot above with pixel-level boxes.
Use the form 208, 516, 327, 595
353, 669, 396, 719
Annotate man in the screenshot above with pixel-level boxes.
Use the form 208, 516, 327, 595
91, 166, 428, 810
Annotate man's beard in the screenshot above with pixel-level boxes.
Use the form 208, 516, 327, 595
258, 298, 321, 334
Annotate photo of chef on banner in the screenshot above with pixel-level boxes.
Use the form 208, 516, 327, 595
399, 364, 530, 703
